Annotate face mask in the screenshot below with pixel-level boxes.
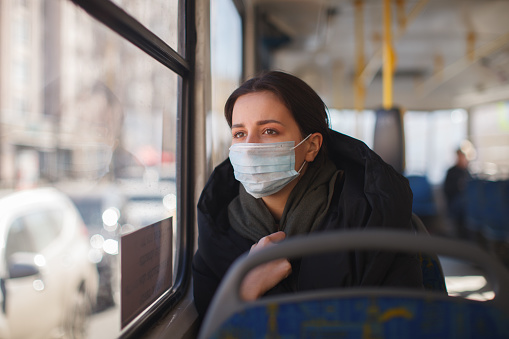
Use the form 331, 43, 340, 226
229, 134, 311, 198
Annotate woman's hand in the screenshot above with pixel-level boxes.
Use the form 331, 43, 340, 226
240, 231, 292, 301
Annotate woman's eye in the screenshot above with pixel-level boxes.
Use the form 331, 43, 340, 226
263, 129, 278, 135
233, 131, 245, 139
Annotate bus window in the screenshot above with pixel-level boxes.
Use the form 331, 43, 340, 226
404, 110, 468, 184
0, 0, 191, 337
471, 101, 509, 178
329, 108, 376, 147
109, 0, 179, 53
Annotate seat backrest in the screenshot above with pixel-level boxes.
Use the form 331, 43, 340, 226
198, 231, 509, 339
210, 293, 509, 339
406, 175, 437, 216
482, 180, 509, 240
466, 178, 484, 231
411, 213, 447, 293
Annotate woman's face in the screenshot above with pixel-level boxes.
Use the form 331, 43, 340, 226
231, 91, 308, 171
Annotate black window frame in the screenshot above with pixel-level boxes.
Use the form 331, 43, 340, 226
68, 0, 196, 336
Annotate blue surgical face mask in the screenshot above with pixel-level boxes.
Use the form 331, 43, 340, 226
229, 134, 311, 198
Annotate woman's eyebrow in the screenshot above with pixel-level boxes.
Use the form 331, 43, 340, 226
232, 120, 284, 129
257, 119, 284, 126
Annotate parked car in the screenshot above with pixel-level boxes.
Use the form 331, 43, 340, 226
0, 188, 98, 339
64, 185, 123, 312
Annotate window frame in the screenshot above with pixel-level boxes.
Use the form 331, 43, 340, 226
68, 0, 196, 336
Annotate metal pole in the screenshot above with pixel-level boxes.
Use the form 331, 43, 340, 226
382, 0, 394, 109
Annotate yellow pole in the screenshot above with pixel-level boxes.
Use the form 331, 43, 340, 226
467, 31, 476, 62
395, 0, 407, 31
383, 0, 394, 109
354, 0, 366, 112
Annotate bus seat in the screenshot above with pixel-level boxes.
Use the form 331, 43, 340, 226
198, 231, 509, 339
466, 178, 484, 234
406, 175, 437, 217
411, 213, 447, 293
206, 293, 509, 338
482, 180, 509, 242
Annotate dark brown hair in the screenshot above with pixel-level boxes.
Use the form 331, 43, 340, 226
224, 71, 330, 157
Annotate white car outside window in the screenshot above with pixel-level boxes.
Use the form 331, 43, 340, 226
0, 188, 98, 339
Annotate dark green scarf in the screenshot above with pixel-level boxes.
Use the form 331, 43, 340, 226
228, 157, 341, 242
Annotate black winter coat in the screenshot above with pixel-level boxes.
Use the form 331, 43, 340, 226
192, 130, 423, 322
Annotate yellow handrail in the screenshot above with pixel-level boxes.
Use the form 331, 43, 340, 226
383, 0, 395, 109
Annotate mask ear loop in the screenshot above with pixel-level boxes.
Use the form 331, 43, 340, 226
294, 134, 312, 173
297, 160, 307, 173
292, 134, 312, 150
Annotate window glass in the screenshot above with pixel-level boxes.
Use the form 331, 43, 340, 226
329, 108, 468, 185
110, 0, 180, 54
209, 0, 243, 168
0, 0, 179, 336
329, 109, 376, 148
22, 210, 62, 251
5, 218, 35, 257
404, 110, 468, 184
470, 101, 509, 178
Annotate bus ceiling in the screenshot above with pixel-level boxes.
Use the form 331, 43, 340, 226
248, 0, 509, 111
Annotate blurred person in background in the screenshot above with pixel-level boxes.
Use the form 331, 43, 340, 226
443, 148, 472, 239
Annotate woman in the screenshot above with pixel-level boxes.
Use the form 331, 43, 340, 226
192, 71, 423, 322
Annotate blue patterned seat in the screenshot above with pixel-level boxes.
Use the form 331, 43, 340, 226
411, 213, 447, 293
211, 294, 509, 338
